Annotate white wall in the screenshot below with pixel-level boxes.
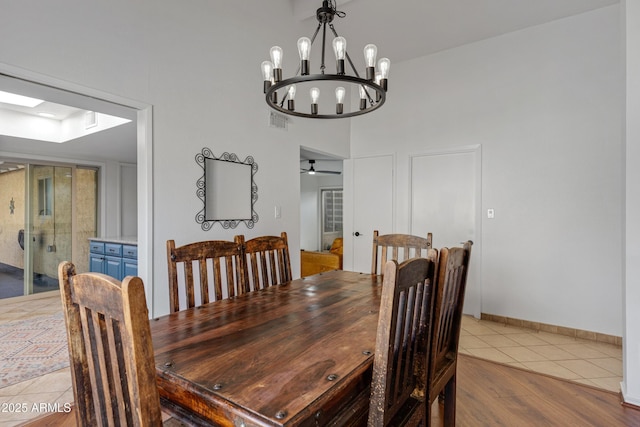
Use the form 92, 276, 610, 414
623, 0, 640, 407
0, 0, 350, 316
349, 6, 623, 336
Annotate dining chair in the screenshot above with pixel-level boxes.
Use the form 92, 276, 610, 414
58, 261, 163, 427
368, 257, 437, 426
241, 231, 292, 291
167, 237, 245, 313
371, 230, 434, 276
425, 241, 473, 427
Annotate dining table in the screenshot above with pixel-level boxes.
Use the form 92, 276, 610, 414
150, 269, 382, 427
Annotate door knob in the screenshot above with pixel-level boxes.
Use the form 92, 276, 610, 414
353, 231, 361, 237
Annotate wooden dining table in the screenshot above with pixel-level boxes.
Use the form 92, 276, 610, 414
150, 270, 382, 427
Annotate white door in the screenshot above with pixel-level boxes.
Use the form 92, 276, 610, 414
410, 147, 480, 317
349, 155, 394, 273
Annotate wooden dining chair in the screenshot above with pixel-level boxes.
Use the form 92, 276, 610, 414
371, 230, 434, 276
166, 237, 245, 313
368, 257, 437, 426
425, 241, 473, 427
58, 261, 163, 427
241, 231, 292, 291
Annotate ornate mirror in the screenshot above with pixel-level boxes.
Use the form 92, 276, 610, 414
196, 148, 258, 230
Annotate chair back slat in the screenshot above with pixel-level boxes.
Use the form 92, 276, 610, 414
167, 237, 245, 312
59, 261, 162, 427
371, 230, 434, 275
368, 257, 437, 426
243, 232, 292, 291
425, 240, 473, 426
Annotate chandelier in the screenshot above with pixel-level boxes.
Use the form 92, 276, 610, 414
261, 0, 390, 119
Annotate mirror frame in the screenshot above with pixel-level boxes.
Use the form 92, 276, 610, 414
195, 147, 259, 230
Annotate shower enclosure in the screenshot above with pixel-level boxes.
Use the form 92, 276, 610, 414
0, 163, 97, 298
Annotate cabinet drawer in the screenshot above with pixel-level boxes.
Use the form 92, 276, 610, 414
89, 242, 105, 254
105, 243, 123, 257
122, 245, 138, 259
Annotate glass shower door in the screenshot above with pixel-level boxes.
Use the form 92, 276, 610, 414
25, 165, 73, 294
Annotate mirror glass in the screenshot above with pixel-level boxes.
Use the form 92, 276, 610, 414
196, 148, 258, 230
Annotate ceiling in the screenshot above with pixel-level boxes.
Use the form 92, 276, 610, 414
0, 74, 137, 169
1, 0, 619, 169
292, 0, 618, 64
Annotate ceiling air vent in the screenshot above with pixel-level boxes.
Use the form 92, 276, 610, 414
269, 111, 288, 130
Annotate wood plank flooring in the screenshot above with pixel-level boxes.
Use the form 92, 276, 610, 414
430, 354, 640, 426
24, 353, 640, 426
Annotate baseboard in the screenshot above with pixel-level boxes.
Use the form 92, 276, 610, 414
480, 313, 622, 346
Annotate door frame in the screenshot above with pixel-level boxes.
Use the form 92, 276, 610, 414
409, 144, 482, 318
0, 63, 155, 315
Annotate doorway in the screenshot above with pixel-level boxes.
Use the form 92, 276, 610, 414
299, 147, 344, 252
0, 66, 153, 311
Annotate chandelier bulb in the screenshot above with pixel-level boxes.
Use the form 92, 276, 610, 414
297, 37, 311, 76
359, 85, 368, 110
270, 46, 283, 82
261, 61, 274, 93
297, 37, 311, 61
335, 86, 345, 115
375, 73, 382, 102
378, 57, 390, 91
364, 44, 378, 80
335, 87, 345, 104
287, 85, 297, 111
333, 37, 347, 75
310, 87, 320, 115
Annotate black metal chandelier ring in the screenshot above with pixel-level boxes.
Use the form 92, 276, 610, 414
266, 74, 386, 119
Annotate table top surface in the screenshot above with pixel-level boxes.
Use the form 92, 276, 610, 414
151, 270, 382, 426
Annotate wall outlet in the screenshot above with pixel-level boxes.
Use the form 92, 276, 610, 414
274, 205, 282, 219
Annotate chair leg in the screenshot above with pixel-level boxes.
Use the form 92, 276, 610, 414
443, 376, 456, 427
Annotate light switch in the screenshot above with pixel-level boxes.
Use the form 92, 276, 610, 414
274, 205, 282, 219
487, 208, 495, 219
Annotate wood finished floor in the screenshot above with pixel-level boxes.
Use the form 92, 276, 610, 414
1, 291, 636, 426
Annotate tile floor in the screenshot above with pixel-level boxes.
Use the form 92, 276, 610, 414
459, 315, 623, 392
0, 292, 624, 426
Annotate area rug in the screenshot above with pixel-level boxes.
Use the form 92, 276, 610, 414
0, 313, 69, 389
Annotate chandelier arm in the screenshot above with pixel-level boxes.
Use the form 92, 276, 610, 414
328, 24, 375, 105
309, 22, 322, 45
320, 22, 328, 75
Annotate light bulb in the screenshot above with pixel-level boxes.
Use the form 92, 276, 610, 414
364, 44, 378, 80
335, 86, 345, 115
261, 61, 273, 81
261, 61, 274, 93
359, 85, 368, 110
363, 44, 378, 67
270, 46, 283, 68
378, 58, 390, 79
297, 37, 311, 76
359, 85, 368, 100
310, 87, 320, 115
332, 37, 347, 60
270, 46, 283, 82
333, 37, 347, 75
310, 87, 320, 104
297, 37, 311, 61
378, 57, 390, 91
287, 85, 296, 111
335, 87, 345, 104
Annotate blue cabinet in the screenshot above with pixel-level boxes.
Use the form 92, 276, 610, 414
89, 240, 137, 280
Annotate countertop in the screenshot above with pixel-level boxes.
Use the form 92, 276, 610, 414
88, 236, 137, 245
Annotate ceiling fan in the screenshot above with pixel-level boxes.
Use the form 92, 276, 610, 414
300, 160, 341, 175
